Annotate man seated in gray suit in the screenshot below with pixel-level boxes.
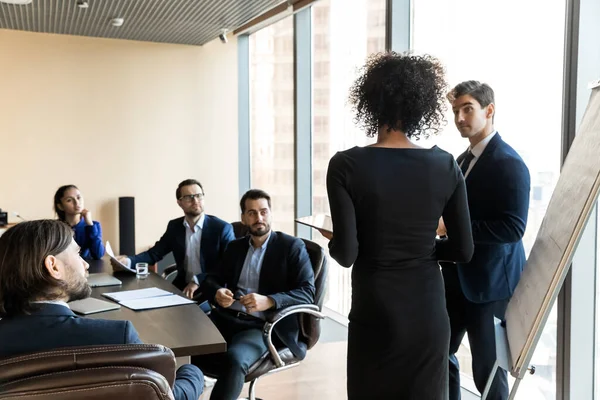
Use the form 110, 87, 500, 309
0, 220, 205, 400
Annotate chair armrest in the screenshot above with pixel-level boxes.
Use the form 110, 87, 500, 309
262, 304, 325, 368
265, 304, 320, 323
161, 264, 177, 279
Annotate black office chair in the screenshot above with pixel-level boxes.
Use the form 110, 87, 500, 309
200, 236, 328, 400
231, 221, 249, 239
161, 264, 178, 283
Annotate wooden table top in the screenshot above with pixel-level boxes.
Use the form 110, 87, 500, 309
87, 260, 226, 357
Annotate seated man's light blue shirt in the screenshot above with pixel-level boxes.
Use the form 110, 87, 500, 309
183, 214, 206, 285
230, 231, 271, 318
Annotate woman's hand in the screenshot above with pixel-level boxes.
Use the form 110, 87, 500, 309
436, 217, 447, 237
81, 209, 94, 226
317, 228, 333, 241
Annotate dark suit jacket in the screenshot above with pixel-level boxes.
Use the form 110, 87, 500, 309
442, 133, 530, 303
130, 215, 235, 290
0, 303, 141, 358
202, 231, 315, 359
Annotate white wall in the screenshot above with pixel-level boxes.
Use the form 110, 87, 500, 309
0, 29, 239, 252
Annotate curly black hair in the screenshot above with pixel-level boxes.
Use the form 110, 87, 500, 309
349, 52, 448, 139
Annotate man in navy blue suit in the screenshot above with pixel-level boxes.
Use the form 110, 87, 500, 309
112, 179, 235, 298
0, 220, 205, 400
192, 189, 315, 400
439, 81, 531, 400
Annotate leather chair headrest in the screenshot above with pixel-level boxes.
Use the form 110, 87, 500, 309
0, 344, 176, 388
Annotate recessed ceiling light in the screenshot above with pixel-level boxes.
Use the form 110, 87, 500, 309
111, 17, 124, 27
0, 0, 33, 4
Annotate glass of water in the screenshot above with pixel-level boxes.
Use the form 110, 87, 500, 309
135, 262, 149, 279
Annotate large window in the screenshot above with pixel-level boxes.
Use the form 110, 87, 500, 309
596, 207, 600, 400
250, 17, 295, 234
311, 0, 386, 317
413, 0, 565, 397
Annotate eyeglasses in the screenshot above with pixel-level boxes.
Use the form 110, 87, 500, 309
179, 193, 204, 203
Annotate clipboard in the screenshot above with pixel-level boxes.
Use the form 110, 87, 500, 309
295, 214, 333, 233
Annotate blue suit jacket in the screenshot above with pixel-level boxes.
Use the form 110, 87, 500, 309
130, 215, 235, 290
442, 133, 530, 303
0, 304, 141, 359
202, 231, 315, 359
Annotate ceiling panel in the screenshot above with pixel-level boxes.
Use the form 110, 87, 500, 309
0, 0, 285, 46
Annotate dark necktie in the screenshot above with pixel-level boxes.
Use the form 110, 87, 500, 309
460, 150, 475, 176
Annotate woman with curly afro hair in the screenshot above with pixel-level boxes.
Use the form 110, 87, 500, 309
320, 52, 474, 399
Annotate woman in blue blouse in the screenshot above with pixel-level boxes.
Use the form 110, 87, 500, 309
53, 185, 105, 260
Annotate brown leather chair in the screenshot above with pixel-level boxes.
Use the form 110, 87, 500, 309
0, 344, 177, 399
202, 233, 328, 400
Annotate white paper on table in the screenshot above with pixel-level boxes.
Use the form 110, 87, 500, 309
119, 294, 195, 310
102, 287, 174, 303
105, 241, 135, 273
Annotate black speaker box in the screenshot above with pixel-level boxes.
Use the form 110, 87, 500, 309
118, 197, 135, 255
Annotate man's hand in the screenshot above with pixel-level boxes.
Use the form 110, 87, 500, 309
215, 288, 235, 308
81, 209, 94, 226
240, 293, 275, 313
183, 282, 199, 299
317, 228, 333, 241
110, 255, 130, 271
437, 217, 447, 237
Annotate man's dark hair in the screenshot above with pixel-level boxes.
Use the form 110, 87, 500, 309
0, 220, 72, 317
349, 51, 448, 139
448, 80, 495, 108
240, 189, 272, 213
53, 184, 78, 221
176, 179, 204, 199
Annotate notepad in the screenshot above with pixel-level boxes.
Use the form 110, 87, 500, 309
119, 295, 195, 310
102, 287, 173, 303
102, 287, 194, 311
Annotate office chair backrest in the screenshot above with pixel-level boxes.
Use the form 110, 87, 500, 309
0, 344, 176, 400
231, 221, 249, 238
299, 238, 328, 350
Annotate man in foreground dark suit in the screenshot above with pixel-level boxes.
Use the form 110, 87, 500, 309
112, 179, 235, 298
439, 81, 531, 400
0, 220, 205, 400
193, 189, 315, 400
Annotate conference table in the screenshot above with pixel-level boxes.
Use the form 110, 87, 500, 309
86, 260, 226, 358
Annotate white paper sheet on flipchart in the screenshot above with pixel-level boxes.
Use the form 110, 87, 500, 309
105, 241, 135, 273
505, 84, 600, 377
119, 294, 195, 310
102, 287, 174, 303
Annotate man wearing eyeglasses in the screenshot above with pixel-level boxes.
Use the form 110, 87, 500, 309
111, 179, 235, 298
